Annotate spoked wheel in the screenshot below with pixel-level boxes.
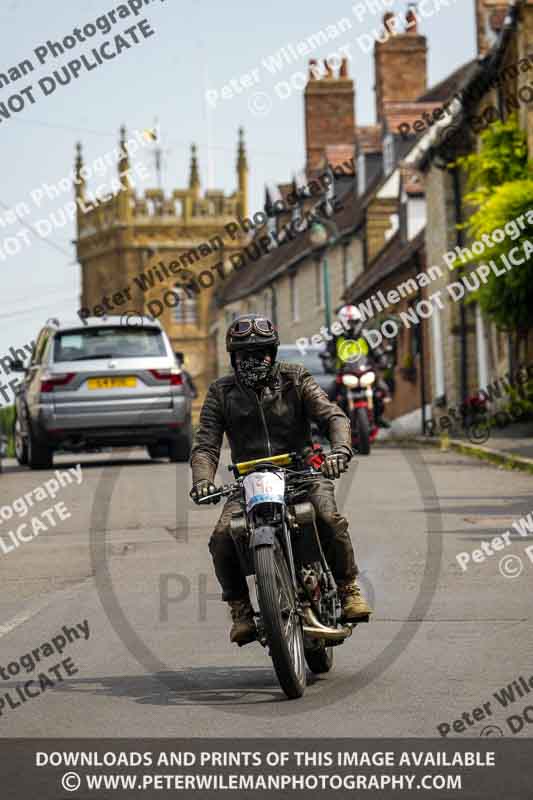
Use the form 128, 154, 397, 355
304, 641, 334, 674
254, 541, 306, 699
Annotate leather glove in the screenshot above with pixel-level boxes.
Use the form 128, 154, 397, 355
190, 480, 220, 505
320, 451, 349, 480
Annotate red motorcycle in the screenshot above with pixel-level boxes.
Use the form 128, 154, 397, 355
335, 359, 380, 455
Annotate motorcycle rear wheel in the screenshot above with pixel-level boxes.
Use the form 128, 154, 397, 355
254, 542, 306, 700
355, 406, 371, 455
304, 642, 334, 674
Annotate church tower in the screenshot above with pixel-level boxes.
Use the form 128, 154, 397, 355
74, 127, 248, 416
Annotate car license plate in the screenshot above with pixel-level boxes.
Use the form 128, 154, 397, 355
87, 377, 137, 390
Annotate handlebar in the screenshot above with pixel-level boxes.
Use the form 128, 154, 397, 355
196, 483, 237, 504
195, 458, 333, 504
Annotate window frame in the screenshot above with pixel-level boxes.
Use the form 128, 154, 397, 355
174, 286, 198, 324
289, 272, 299, 322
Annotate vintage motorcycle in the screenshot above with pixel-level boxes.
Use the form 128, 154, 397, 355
335, 358, 380, 455
199, 449, 364, 700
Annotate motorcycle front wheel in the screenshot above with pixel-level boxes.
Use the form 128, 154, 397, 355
254, 541, 306, 699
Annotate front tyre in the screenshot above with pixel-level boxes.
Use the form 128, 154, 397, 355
254, 542, 306, 699
355, 406, 371, 455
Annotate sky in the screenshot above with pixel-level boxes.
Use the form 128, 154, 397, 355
0, 0, 476, 362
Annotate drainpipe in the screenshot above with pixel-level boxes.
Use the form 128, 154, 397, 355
452, 166, 468, 404
270, 285, 278, 327
322, 253, 332, 330
415, 255, 427, 434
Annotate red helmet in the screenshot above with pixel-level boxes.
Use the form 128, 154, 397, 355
338, 305, 363, 326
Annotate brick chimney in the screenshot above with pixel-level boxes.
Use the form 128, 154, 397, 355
304, 57, 355, 172
374, 10, 428, 128
475, 0, 509, 56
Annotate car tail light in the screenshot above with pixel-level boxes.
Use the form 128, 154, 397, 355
40, 372, 75, 393
149, 369, 183, 386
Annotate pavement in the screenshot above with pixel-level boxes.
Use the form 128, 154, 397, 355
479, 420, 533, 460
416, 420, 533, 474
0, 445, 531, 738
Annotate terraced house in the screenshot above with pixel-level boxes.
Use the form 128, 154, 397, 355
216, 9, 432, 430
216, 0, 533, 431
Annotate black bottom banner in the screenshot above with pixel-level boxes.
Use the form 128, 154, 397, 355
1, 738, 531, 799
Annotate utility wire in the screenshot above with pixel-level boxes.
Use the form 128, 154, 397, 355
10, 118, 296, 157
0, 201, 74, 259
0, 294, 78, 321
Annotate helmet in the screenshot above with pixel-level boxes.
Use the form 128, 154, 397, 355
338, 305, 363, 327
226, 314, 279, 364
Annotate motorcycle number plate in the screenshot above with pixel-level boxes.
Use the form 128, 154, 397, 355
243, 471, 285, 512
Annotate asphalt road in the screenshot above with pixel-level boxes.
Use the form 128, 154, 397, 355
0, 444, 531, 738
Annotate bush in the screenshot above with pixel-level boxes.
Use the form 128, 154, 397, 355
504, 383, 533, 421
0, 406, 15, 457
452, 116, 533, 341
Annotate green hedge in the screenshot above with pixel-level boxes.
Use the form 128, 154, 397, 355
0, 406, 15, 457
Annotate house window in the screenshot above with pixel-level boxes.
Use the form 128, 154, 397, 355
290, 273, 299, 322
315, 260, 324, 307
267, 214, 278, 241
357, 153, 366, 196
174, 287, 197, 324
383, 133, 395, 176
291, 203, 307, 233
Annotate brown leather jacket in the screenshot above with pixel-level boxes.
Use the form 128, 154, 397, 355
191, 361, 352, 484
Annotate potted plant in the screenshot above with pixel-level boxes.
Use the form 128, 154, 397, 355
400, 353, 417, 383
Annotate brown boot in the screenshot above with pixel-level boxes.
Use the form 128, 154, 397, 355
228, 598, 256, 645
338, 578, 372, 621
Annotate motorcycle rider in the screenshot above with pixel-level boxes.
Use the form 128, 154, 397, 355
326, 305, 391, 427
190, 314, 372, 645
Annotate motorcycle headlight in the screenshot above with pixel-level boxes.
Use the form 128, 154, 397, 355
360, 371, 375, 387
342, 375, 359, 388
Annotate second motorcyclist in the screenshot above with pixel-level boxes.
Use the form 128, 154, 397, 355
326, 305, 391, 427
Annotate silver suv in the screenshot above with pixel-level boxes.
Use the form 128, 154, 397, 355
11, 316, 192, 469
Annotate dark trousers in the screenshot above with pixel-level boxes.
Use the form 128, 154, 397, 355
208, 480, 358, 602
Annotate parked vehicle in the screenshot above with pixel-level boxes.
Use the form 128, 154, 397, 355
277, 344, 331, 394
334, 357, 380, 455
199, 448, 362, 700
11, 316, 192, 469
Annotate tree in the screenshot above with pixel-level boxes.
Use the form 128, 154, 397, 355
452, 116, 533, 356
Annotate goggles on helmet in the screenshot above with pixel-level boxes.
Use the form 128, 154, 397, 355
229, 318, 276, 338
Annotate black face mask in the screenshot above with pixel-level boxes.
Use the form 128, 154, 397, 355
235, 352, 273, 389
347, 322, 363, 338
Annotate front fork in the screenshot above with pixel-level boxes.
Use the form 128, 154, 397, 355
347, 388, 374, 425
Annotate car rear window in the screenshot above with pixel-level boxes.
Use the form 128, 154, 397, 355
53, 327, 167, 362
278, 349, 326, 375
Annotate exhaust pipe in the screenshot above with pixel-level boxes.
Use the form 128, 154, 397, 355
302, 606, 353, 642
